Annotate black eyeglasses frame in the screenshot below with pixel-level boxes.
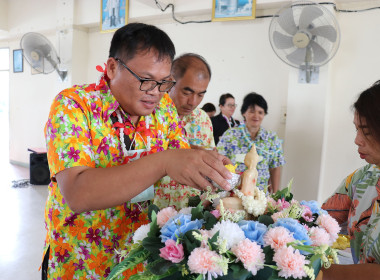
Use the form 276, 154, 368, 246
115, 58, 176, 92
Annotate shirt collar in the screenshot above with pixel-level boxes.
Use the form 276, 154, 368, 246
243, 125, 266, 141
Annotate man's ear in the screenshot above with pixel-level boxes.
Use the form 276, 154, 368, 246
107, 57, 117, 79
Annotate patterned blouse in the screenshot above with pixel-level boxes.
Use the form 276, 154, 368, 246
216, 125, 285, 190
44, 71, 189, 279
154, 107, 215, 209
322, 164, 380, 264
182, 108, 215, 149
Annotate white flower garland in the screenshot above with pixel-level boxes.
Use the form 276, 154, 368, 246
234, 189, 267, 217
116, 109, 151, 158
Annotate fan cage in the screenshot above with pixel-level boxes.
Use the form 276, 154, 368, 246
20, 32, 60, 74
269, 1, 340, 69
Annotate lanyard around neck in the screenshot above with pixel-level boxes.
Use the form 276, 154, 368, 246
222, 114, 236, 128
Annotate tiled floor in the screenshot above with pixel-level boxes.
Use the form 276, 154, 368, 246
0, 154, 49, 279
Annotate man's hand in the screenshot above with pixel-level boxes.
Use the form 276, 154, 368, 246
190, 145, 232, 166
162, 149, 232, 191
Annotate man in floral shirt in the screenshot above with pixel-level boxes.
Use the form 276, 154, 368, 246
154, 53, 216, 209
169, 53, 215, 149
42, 23, 232, 280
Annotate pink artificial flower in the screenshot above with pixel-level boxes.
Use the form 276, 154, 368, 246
309, 227, 331, 246
159, 239, 184, 263
273, 246, 309, 279
271, 211, 287, 222
210, 209, 221, 219
266, 197, 277, 209
187, 247, 224, 277
301, 205, 314, 222
316, 214, 340, 244
231, 239, 265, 275
263, 227, 295, 250
157, 207, 178, 228
199, 229, 211, 248
276, 198, 290, 211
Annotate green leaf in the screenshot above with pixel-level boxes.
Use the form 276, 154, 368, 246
106, 249, 150, 280
310, 257, 322, 277
148, 259, 175, 275
209, 231, 220, 252
148, 204, 160, 222
252, 266, 277, 280
262, 246, 275, 264
183, 230, 201, 255
142, 236, 163, 257
188, 196, 201, 207
271, 179, 293, 201
158, 265, 186, 280
191, 202, 204, 221
230, 264, 251, 280
147, 211, 160, 238
204, 211, 218, 230
258, 215, 274, 227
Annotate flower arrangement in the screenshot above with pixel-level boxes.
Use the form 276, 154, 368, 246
106, 146, 340, 280
106, 180, 340, 280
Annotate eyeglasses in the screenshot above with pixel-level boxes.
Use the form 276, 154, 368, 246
115, 58, 176, 92
226, 104, 237, 108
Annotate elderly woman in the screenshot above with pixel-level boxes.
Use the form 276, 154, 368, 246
321, 81, 380, 279
216, 92, 285, 193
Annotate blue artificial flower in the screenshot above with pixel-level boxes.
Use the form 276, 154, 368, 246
238, 220, 267, 246
300, 200, 327, 215
273, 218, 312, 246
160, 214, 204, 243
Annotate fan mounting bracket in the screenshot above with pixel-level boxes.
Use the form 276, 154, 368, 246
298, 65, 319, 84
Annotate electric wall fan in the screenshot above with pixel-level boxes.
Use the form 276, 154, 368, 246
269, 1, 340, 82
20, 32, 68, 81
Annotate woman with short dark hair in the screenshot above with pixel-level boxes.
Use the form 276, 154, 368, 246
211, 93, 240, 144
216, 92, 285, 193
321, 81, 380, 279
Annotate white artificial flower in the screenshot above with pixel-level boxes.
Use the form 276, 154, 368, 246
179, 207, 194, 215
132, 224, 150, 243
210, 220, 245, 250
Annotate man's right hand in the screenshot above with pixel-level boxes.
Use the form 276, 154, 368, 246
162, 149, 232, 191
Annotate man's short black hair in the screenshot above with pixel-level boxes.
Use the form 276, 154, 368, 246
109, 23, 175, 63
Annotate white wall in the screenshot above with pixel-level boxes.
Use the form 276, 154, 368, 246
2, 0, 380, 203
319, 9, 380, 202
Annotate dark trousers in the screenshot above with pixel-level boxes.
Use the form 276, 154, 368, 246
41, 246, 50, 280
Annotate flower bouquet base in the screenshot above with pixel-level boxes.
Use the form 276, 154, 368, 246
107, 181, 338, 280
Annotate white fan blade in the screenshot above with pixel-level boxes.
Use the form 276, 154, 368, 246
310, 25, 337, 42
277, 8, 298, 35
273, 31, 294, 49
286, 48, 307, 65
298, 6, 323, 30
310, 41, 328, 63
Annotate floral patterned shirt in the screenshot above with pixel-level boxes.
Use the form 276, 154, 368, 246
154, 108, 215, 209
322, 164, 380, 264
216, 125, 285, 190
182, 108, 215, 149
43, 72, 189, 279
